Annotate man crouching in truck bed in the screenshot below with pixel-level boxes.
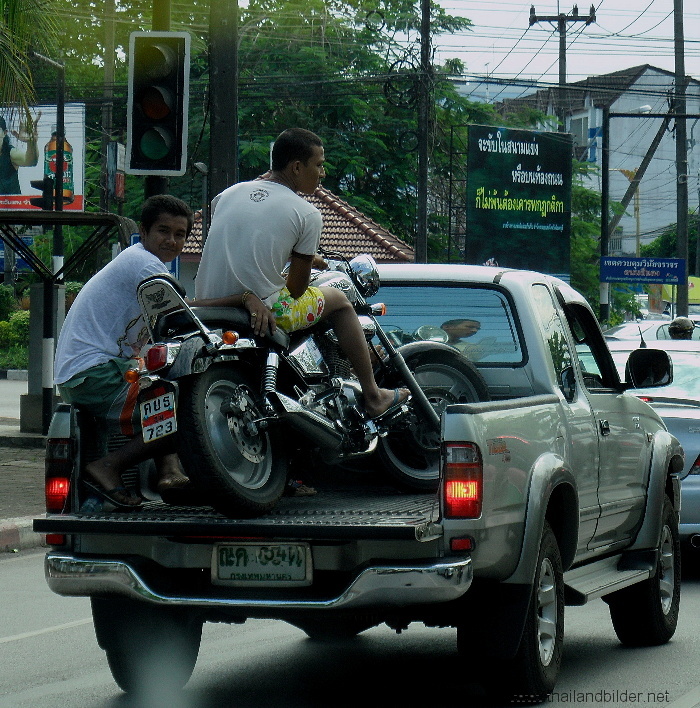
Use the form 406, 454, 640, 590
52, 195, 194, 508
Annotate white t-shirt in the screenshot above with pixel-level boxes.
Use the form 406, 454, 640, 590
195, 180, 322, 306
53, 243, 169, 385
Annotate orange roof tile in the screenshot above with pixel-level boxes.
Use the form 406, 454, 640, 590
182, 184, 414, 264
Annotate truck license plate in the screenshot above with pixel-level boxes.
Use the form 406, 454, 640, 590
141, 391, 177, 442
212, 543, 312, 586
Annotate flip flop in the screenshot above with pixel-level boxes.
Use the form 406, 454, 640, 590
369, 388, 411, 420
83, 480, 142, 510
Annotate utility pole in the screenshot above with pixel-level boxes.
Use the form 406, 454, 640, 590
100, 0, 115, 212
529, 4, 595, 131
674, 0, 689, 316
209, 0, 238, 198
415, 0, 431, 263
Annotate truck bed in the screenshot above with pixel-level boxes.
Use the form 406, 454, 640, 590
34, 485, 442, 542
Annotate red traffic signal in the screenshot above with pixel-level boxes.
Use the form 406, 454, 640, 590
127, 31, 190, 176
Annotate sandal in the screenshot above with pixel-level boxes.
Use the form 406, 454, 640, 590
83, 480, 142, 510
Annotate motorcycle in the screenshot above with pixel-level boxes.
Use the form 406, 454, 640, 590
133, 253, 490, 517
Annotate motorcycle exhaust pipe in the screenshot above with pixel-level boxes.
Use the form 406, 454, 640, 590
268, 392, 344, 452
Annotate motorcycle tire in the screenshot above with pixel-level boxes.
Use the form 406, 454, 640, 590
377, 348, 490, 492
177, 365, 287, 518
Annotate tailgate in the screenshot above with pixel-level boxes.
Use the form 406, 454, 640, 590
34, 486, 442, 542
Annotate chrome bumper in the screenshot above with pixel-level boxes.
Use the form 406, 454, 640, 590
45, 552, 472, 610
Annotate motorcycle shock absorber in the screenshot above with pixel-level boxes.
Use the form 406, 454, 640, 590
263, 352, 280, 393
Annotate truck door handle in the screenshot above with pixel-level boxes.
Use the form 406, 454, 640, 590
599, 419, 610, 436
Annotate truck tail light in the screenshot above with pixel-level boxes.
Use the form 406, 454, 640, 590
688, 454, 700, 476
45, 438, 73, 513
443, 443, 482, 518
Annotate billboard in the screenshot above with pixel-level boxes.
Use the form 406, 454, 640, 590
0, 103, 85, 211
464, 125, 572, 276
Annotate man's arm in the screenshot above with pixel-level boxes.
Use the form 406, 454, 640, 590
286, 251, 314, 299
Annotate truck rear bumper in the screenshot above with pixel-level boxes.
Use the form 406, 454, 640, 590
44, 552, 472, 610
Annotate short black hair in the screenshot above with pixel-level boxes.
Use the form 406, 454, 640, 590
442, 318, 480, 328
140, 194, 194, 236
271, 128, 323, 171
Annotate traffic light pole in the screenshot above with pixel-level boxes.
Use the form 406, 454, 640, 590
29, 50, 66, 433
146, 0, 172, 197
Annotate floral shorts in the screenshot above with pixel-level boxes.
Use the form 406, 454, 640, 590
272, 286, 325, 332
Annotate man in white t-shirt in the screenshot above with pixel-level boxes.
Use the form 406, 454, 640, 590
195, 127, 407, 419
54, 195, 194, 508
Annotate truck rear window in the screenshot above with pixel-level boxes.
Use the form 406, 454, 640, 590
371, 284, 524, 365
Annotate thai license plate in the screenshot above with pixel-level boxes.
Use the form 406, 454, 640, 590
141, 390, 177, 442
212, 542, 312, 586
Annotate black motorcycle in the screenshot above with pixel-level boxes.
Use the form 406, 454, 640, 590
134, 253, 489, 517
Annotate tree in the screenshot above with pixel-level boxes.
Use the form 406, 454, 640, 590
0, 0, 58, 114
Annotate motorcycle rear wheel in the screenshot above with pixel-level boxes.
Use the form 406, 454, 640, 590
178, 365, 287, 517
377, 349, 490, 492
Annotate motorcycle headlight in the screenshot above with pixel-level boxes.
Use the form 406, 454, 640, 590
349, 255, 380, 297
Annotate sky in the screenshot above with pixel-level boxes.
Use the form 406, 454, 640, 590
433, 1, 700, 102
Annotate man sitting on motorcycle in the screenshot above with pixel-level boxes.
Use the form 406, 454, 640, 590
53, 195, 194, 508
194, 127, 408, 419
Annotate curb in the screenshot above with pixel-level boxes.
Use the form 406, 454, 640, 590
0, 369, 28, 381
0, 516, 47, 553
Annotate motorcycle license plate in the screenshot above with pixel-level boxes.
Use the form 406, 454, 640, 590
141, 390, 177, 442
212, 542, 312, 587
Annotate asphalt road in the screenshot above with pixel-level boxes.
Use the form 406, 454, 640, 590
3, 550, 700, 708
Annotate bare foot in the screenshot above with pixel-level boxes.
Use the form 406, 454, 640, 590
156, 453, 190, 492
364, 387, 410, 419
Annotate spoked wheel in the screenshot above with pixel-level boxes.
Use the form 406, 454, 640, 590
378, 349, 490, 491
178, 365, 287, 517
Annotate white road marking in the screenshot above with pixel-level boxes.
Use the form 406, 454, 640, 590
0, 617, 92, 644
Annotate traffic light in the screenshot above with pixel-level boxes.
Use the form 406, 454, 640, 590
29, 176, 54, 210
127, 31, 190, 176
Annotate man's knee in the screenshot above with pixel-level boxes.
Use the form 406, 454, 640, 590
319, 286, 352, 317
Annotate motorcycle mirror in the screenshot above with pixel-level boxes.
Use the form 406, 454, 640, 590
349, 254, 380, 297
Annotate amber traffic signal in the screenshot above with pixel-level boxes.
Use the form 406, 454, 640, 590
126, 31, 190, 176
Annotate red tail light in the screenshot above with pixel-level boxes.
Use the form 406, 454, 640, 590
689, 455, 700, 476
145, 345, 168, 371
443, 443, 482, 518
45, 477, 70, 513
45, 438, 73, 513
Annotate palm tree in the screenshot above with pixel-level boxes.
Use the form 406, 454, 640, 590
0, 0, 58, 114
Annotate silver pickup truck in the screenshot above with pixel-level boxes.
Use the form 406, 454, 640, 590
35, 264, 683, 703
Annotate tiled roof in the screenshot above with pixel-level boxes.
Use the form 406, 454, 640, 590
182, 184, 414, 263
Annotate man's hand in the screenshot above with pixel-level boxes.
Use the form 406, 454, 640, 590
244, 292, 276, 336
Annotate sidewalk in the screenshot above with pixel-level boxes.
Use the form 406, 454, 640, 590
0, 372, 48, 553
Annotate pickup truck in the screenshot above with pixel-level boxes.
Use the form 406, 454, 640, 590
34, 263, 683, 703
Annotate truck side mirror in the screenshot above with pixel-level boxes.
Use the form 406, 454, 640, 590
625, 349, 673, 389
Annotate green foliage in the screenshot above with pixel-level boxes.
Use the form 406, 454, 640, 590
0, 321, 13, 348
0, 285, 17, 322
0, 345, 28, 370
8, 310, 30, 347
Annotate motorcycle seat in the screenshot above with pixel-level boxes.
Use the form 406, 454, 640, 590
191, 306, 291, 350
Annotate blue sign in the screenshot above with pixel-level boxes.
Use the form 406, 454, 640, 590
600, 257, 685, 285
0, 236, 34, 272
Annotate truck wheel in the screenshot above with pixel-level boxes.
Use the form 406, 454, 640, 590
91, 597, 202, 694
377, 350, 490, 492
504, 521, 564, 702
607, 496, 680, 646
178, 365, 287, 518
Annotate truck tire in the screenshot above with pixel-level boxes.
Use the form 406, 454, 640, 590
91, 597, 202, 694
606, 496, 680, 646
178, 365, 287, 518
377, 350, 490, 491
504, 521, 564, 702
